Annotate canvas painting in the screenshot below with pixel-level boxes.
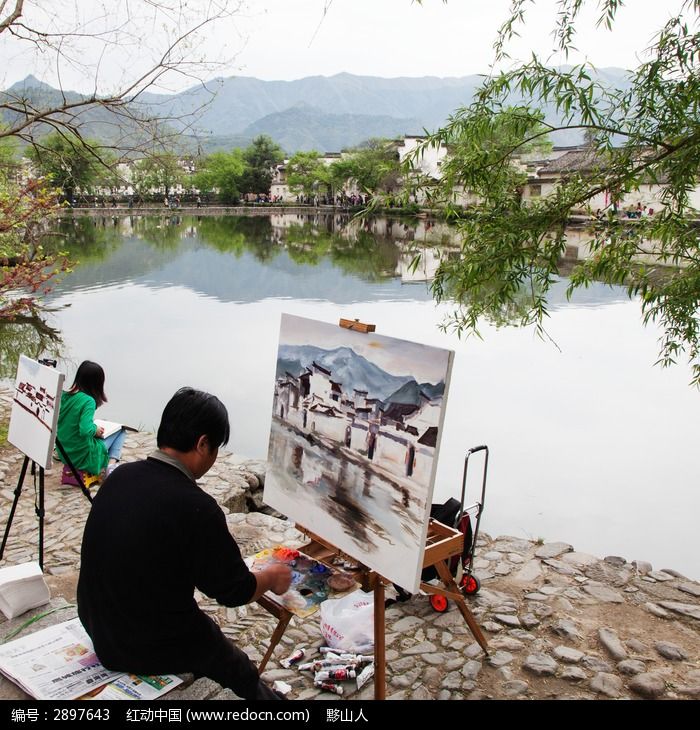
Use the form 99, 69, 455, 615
8, 356, 65, 470
265, 314, 454, 592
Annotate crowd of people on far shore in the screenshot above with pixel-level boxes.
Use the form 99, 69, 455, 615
164, 195, 201, 209
595, 201, 655, 220
68, 191, 374, 209
296, 192, 371, 207
622, 202, 655, 219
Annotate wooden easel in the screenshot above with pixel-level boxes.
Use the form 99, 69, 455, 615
257, 317, 488, 699
257, 522, 488, 699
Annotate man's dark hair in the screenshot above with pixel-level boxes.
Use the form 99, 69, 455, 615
157, 387, 230, 452
70, 360, 107, 408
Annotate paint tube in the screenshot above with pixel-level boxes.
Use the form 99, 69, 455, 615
321, 655, 359, 667
356, 663, 374, 691
315, 668, 356, 682
299, 659, 336, 672
337, 654, 374, 665
323, 652, 361, 664
318, 648, 374, 663
314, 680, 344, 695
299, 659, 355, 672
280, 647, 305, 669
318, 651, 343, 662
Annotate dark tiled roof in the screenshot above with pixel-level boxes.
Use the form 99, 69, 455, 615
312, 361, 331, 376
538, 149, 604, 175
418, 426, 438, 447
538, 147, 670, 184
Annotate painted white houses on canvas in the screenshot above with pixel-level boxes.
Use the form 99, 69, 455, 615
8, 356, 65, 470
273, 358, 443, 485
14, 381, 56, 431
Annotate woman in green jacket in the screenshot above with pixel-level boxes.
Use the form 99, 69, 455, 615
57, 361, 126, 482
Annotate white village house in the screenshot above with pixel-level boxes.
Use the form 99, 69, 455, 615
395, 135, 480, 208
521, 147, 700, 214
271, 152, 361, 203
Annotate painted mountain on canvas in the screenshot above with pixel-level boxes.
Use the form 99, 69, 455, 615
277, 344, 444, 403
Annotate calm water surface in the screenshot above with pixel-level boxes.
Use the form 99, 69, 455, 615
2, 213, 698, 580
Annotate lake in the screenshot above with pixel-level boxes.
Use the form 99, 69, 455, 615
2, 211, 698, 580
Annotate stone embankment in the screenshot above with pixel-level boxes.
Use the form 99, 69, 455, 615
0, 388, 699, 700
68, 205, 346, 219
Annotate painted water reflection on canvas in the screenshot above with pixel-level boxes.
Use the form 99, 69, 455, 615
264, 314, 454, 592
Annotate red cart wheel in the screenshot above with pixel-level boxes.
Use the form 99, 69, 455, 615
461, 574, 481, 596
429, 594, 449, 613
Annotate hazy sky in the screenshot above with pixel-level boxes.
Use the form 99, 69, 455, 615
231, 0, 679, 80
0, 1, 690, 93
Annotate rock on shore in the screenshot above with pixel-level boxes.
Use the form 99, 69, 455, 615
1, 388, 699, 700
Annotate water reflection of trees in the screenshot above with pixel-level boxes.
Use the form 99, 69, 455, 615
52, 216, 123, 261
0, 316, 62, 380
130, 215, 185, 251
280, 223, 401, 280
191, 215, 404, 278
195, 216, 279, 261
54, 214, 436, 279
54, 215, 189, 258
193, 215, 402, 276
50, 214, 540, 325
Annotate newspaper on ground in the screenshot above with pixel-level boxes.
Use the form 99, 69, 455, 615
0, 618, 181, 700
0, 618, 119, 699
86, 673, 183, 700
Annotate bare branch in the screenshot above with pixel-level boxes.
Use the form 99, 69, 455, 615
0, 0, 23, 34
0, 1, 244, 160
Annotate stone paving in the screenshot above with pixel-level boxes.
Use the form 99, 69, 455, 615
1, 387, 700, 700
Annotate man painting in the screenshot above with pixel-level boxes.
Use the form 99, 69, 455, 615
78, 387, 292, 700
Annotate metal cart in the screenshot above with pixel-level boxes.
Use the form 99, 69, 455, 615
429, 444, 489, 612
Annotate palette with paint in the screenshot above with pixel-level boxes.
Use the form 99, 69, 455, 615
248, 546, 358, 618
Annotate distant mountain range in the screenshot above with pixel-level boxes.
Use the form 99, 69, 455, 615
3, 68, 632, 154
277, 344, 443, 405
237, 103, 422, 155
0, 76, 158, 151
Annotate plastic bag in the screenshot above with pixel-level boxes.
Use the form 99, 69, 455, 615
319, 589, 374, 652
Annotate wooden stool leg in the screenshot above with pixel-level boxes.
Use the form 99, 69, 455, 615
434, 560, 489, 654
259, 612, 292, 673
